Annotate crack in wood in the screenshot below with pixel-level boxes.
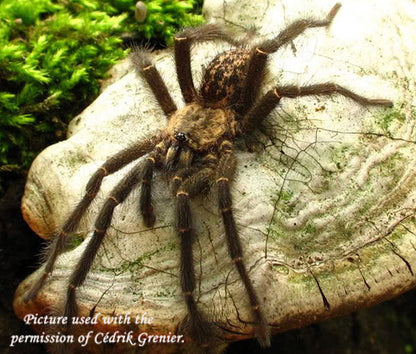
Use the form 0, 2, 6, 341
357, 264, 371, 291
353, 253, 371, 291
391, 249, 414, 276
385, 238, 414, 276
309, 268, 330, 310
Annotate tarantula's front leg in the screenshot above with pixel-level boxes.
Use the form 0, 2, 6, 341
240, 84, 393, 134
238, 3, 341, 114
174, 24, 240, 103
23, 137, 160, 302
175, 165, 216, 347
64, 157, 149, 326
216, 140, 270, 347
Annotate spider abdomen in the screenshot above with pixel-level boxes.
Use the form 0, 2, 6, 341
200, 49, 250, 109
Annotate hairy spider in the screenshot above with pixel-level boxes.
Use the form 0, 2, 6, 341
24, 3, 392, 349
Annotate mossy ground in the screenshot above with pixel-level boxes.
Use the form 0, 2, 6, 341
0, 0, 203, 183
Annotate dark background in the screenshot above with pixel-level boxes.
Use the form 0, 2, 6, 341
1, 170, 416, 354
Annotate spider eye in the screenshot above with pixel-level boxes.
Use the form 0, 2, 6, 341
174, 132, 187, 142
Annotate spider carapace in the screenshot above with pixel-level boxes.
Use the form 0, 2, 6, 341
24, 3, 392, 350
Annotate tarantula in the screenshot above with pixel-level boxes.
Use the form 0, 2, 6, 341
24, 2, 392, 349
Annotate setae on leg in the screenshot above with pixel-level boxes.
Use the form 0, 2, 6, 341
139, 155, 159, 227
237, 3, 341, 115
216, 140, 270, 347
240, 84, 393, 134
174, 24, 241, 103
64, 158, 148, 326
132, 50, 177, 117
24, 136, 160, 302
175, 166, 216, 347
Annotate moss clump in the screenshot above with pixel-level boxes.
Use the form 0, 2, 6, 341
375, 108, 406, 135
129, 0, 203, 44
0, 0, 203, 173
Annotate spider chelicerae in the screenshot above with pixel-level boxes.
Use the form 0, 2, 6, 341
24, 2, 393, 349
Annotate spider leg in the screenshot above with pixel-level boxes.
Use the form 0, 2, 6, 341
170, 148, 197, 194
174, 24, 241, 104
140, 141, 168, 227
237, 3, 341, 115
170, 166, 199, 194
139, 156, 157, 227
175, 163, 216, 347
240, 84, 393, 134
64, 158, 147, 326
259, 3, 341, 53
132, 50, 177, 117
216, 140, 270, 347
24, 137, 160, 302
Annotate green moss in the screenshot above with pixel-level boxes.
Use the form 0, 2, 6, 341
270, 188, 296, 214
66, 151, 90, 168
328, 144, 359, 172
67, 234, 84, 249
287, 271, 316, 290
132, 0, 203, 44
375, 108, 406, 135
0, 0, 203, 174
266, 225, 283, 241
100, 240, 178, 273
272, 264, 289, 274
333, 218, 353, 239
303, 222, 317, 235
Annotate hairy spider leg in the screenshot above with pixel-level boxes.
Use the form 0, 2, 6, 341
216, 140, 270, 347
140, 156, 157, 227
132, 51, 177, 117
170, 165, 200, 194
175, 162, 217, 347
275, 84, 394, 106
239, 90, 281, 134
139, 141, 169, 227
64, 154, 160, 327
169, 146, 198, 194
174, 24, 243, 103
23, 137, 160, 303
237, 3, 342, 115
240, 84, 393, 134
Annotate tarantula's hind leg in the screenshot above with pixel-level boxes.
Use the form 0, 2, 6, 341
240, 84, 393, 134
237, 3, 341, 115
132, 50, 177, 117
258, 3, 341, 54
274, 83, 393, 107
174, 24, 241, 103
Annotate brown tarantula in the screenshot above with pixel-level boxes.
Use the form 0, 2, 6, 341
24, 3, 392, 349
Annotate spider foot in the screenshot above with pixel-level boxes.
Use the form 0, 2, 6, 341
177, 313, 218, 351
23, 271, 49, 303
327, 3, 342, 23
254, 316, 271, 348
142, 209, 156, 228
369, 98, 394, 107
